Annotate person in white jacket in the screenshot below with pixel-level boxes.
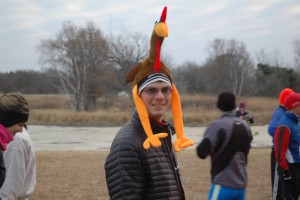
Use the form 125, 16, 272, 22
0, 127, 36, 200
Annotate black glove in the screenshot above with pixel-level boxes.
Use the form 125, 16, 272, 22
282, 170, 292, 181
245, 114, 254, 124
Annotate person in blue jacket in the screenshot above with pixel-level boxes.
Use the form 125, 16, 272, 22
274, 92, 300, 200
268, 88, 294, 197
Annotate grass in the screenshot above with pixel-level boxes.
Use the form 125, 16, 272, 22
31, 148, 272, 200
24, 94, 278, 126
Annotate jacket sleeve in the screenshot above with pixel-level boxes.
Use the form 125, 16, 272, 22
196, 123, 225, 159
197, 138, 211, 159
268, 123, 276, 137
274, 125, 290, 170
0, 138, 26, 200
268, 108, 283, 137
105, 141, 145, 199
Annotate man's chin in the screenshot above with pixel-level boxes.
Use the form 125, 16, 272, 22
149, 112, 164, 121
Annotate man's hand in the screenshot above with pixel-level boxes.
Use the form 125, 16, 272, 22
282, 170, 292, 181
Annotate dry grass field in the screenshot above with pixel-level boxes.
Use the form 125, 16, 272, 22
30, 148, 272, 200
24, 94, 278, 126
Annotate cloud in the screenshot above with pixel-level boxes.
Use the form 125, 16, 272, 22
0, 0, 299, 72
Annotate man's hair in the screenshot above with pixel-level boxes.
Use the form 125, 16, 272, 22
217, 92, 236, 112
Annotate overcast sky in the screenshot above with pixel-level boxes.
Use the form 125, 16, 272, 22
1, 0, 299, 72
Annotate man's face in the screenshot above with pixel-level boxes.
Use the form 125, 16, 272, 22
140, 81, 172, 121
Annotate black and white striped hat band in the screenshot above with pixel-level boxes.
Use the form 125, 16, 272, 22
138, 73, 172, 94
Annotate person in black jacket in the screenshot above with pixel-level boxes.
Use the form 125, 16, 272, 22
105, 6, 193, 199
0, 94, 29, 188
197, 92, 252, 200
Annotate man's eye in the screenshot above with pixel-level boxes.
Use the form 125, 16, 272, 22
162, 87, 171, 94
146, 88, 157, 94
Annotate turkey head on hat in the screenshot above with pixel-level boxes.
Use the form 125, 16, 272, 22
125, 6, 194, 152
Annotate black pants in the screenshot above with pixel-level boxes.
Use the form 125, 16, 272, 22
271, 148, 283, 200
276, 163, 300, 200
271, 148, 275, 189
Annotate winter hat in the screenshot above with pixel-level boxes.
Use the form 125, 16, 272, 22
0, 94, 29, 127
137, 73, 172, 94
217, 92, 236, 112
0, 110, 28, 127
279, 88, 294, 105
239, 101, 246, 109
125, 6, 194, 152
284, 92, 300, 110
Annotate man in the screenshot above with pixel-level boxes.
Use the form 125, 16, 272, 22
105, 7, 194, 199
268, 88, 293, 198
197, 92, 252, 200
274, 92, 300, 200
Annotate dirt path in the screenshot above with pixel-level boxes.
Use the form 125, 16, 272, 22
28, 125, 272, 151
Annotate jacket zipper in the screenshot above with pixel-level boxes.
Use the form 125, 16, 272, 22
162, 125, 185, 200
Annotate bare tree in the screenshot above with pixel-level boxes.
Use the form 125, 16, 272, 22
255, 48, 286, 67
293, 39, 300, 70
37, 21, 109, 111
204, 38, 254, 96
107, 30, 149, 93
172, 61, 203, 94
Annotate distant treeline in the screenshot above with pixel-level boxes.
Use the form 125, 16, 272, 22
0, 69, 60, 94
1, 62, 299, 98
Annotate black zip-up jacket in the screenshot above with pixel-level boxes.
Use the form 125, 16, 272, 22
105, 111, 185, 199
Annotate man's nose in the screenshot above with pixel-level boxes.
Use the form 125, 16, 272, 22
155, 90, 165, 98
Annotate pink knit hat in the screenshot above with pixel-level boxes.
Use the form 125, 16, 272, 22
239, 101, 246, 109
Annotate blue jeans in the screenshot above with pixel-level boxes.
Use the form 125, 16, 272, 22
208, 183, 246, 200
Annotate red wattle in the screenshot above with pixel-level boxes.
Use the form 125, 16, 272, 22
155, 40, 161, 72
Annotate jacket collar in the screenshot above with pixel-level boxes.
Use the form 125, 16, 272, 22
220, 111, 236, 118
132, 110, 175, 134
286, 111, 300, 122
